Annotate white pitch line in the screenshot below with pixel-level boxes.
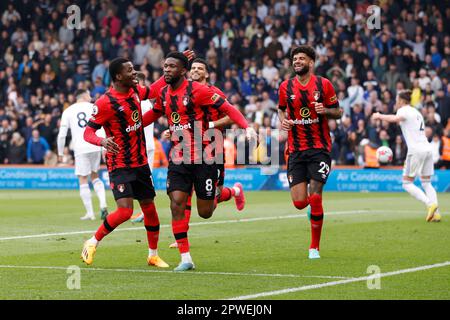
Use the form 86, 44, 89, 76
226, 261, 450, 300
0, 209, 428, 241
0, 265, 351, 280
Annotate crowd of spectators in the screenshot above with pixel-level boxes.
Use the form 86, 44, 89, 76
0, 0, 449, 168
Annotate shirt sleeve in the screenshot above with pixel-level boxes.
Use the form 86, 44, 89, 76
148, 76, 167, 100
87, 96, 111, 129
193, 83, 227, 109
323, 78, 339, 109
396, 107, 408, 122
278, 81, 287, 111
136, 76, 168, 101
58, 111, 69, 138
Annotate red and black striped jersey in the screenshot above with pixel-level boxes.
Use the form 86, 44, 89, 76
153, 79, 228, 163
206, 84, 227, 130
278, 74, 339, 154
87, 83, 162, 172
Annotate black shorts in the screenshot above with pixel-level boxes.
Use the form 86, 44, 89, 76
167, 162, 219, 200
109, 165, 156, 201
217, 163, 225, 187
287, 149, 331, 187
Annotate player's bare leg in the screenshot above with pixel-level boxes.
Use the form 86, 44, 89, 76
78, 175, 95, 221
81, 198, 134, 265
197, 198, 215, 219
290, 182, 309, 210
90, 172, 108, 220
139, 198, 169, 267
169, 191, 195, 271
307, 180, 324, 259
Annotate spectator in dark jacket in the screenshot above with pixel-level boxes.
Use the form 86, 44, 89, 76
7, 132, 27, 164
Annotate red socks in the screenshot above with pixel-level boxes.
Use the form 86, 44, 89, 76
218, 187, 235, 203
185, 195, 192, 223
95, 207, 133, 241
293, 199, 309, 210
141, 202, 160, 250
308, 194, 324, 250
172, 218, 190, 254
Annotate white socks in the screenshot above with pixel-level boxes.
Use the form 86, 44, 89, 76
232, 186, 240, 196
421, 180, 438, 206
80, 184, 94, 216
181, 252, 193, 264
92, 178, 107, 209
402, 181, 431, 207
149, 249, 158, 257
87, 236, 99, 247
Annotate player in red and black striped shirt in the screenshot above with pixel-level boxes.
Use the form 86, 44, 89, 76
278, 45, 343, 259
143, 52, 254, 271
80, 57, 169, 268
167, 58, 247, 250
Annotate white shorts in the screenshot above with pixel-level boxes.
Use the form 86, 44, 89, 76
403, 151, 434, 178
75, 152, 101, 176
147, 149, 154, 172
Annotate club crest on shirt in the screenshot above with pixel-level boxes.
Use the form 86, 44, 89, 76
183, 96, 190, 106
313, 91, 321, 101
117, 184, 125, 193
92, 105, 98, 115
330, 95, 337, 103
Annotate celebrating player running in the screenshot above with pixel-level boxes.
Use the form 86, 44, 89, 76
278, 45, 343, 259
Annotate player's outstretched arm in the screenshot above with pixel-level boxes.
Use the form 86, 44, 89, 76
372, 112, 404, 123
217, 101, 248, 129
210, 116, 232, 129
142, 109, 163, 127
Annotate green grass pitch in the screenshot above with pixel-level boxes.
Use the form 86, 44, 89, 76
0, 190, 449, 300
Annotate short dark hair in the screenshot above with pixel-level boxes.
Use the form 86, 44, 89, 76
166, 51, 188, 69
191, 57, 209, 72
75, 89, 89, 99
109, 57, 130, 82
290, 45, 316, 61
398, 90, 412, 102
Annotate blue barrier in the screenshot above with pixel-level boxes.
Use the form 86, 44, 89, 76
0, 167, 449, 192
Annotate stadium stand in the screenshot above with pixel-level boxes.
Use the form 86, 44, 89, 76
0, 0, 449, 168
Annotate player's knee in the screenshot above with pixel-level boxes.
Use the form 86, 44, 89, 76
118, 207, 134, 220
197, 206, 214, 219
293, 200, 309, 210
308, 193, 322, 207
170, 200, 184, 216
